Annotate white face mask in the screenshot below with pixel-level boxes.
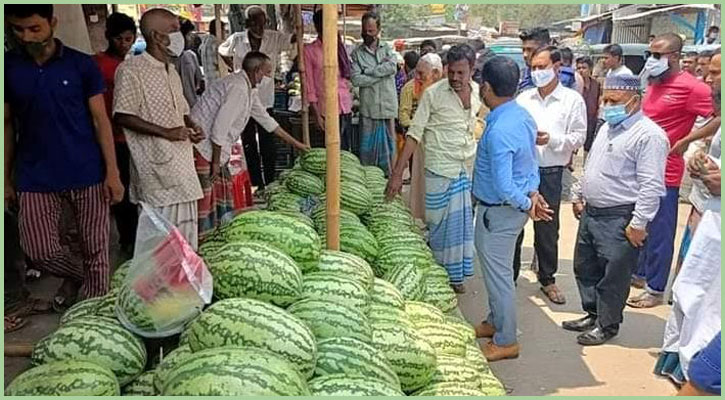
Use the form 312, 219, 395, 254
643, 56, 669, 78
166, 31, 185, 57
531, 68, 556, 88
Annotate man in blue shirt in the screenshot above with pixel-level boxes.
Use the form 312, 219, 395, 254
5, 5, 123, 306
472, 55, 552, 361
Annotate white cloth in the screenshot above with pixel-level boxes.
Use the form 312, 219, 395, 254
607, 65, 633, 76
217, 30, 294, 108
661, 209, 721, 379
516, 83, 587, 168
689, 128, 722, 213
192, 71, 279, 165
151, 200, 199, 250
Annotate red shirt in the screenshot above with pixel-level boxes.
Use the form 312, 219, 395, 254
643, 71, 712, 187
93, 51, 124, 142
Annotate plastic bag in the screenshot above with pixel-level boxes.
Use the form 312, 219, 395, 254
116, 203, 213, 338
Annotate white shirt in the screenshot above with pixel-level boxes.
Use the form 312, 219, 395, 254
218, 30, 294, 108
607, 65, 633, 77
516, 83, 587, 167
192, 71, 279, 165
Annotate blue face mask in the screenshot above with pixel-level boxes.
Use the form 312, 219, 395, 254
603, 97, 636, 126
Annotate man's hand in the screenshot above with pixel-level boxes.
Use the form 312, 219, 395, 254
164, 126, 194, 141
533, 193, 554, 222
670, 138, 689, 156
296, 142, 311, 153
5, 180, 17, 208
625, 225, 647, 248
701, 158, 721, 195
103, 173, 124, 205
188, 123, 205, 144
536, 131, 550, 146
385, 170, 404, 202
572, 201, 584, 220
316, 113, 325, 131
687, 150, 707, 178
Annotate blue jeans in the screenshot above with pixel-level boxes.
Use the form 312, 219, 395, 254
635, 187, 679, 294
475, 204, 529, 346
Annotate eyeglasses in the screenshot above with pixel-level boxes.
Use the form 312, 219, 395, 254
650, 50, 678, 59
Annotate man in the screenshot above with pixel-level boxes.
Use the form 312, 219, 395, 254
399, 53, 444, 221
5, 5, 123, 305
174, 18, 204, 108
705, 26, 720, 45
576, 56, 602, 155
192, 52, 308, 237
219, 5, 295, 188
420, 39, 437, 57
558, 47, 578, 90
403, 51, 419, 82
603, 44, 633, 77
386, 45, 480, 293
304, 9, 353, 151
649, 34, 657, 44
114, 8, 205, 250
696, 51, 713, 80
472, 55, 551, 361
94, 12, 137, 257
518, 27, 550, 91
682, 51, 699, 76
566, 74, 669, 345
351, 12, 399, 175
199, 19, 224, 85
628, 33, 714, 308
514, 46, 587, 304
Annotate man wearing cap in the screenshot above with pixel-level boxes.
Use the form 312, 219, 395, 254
565, 74, 669, 345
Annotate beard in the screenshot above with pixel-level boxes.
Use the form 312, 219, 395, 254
362, 34, 376, 46
22, 30, 53, 58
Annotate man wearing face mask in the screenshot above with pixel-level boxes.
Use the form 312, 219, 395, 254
627, 33, 715, 309
514, 46, 587, 304
5, 4, 124, 305
114, 8, 206, 250
218, 5, 296, 189
567, 74, 669, 345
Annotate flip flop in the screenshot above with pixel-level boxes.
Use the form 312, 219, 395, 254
541, 285, 566, 305
4, 316, 29, 333
627, 292, 663, 309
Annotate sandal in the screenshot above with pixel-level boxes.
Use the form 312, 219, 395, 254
8, 297, 53, 318
450, 283, 466, 294
541, 284, 566, 304
627, 292, 663, 309
4, 316, 29, 333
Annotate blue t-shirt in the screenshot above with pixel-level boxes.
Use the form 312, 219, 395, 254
5, 40, 105, 192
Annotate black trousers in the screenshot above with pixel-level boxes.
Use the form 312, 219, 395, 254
5, 211, 29, 307
574, 204, 639, 330
111, 143, 139, 250
243, 113, 277, 188
513, 166, 563, 285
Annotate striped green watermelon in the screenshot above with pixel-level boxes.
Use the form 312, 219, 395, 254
308, 374, 404, 396
405, 301, 445, 324
340, 180, 373, 215
187, 298, 317, 378
285, 169, 325, 196
415, 322, 467, 357
341, 164, 366, 185
480, 373, 507, 396
374, 229, 426, 246
197, 237, 228, 260
370, 278, 405, 309
122, 370, 157, 396
267, 191, 305, 212
315, 250, 374, 290
314, 337, 400, 388
115, 284, 157, 334
275, 210, 316, 229
421, 280, 458, 313
260, 181, 288, 202
464, 343, 491, 378
161, 347, 310, 396
301, 272, 370, 311
446, 316, 477, 344
224, 210, 321, 269
153, 345, 193, 393
363, 165, 386, 181
340, 149, 362, 165
300, 148, 328, 175
383, 263, 425, 301
205, 241, 302, 306
31, 317, 147, 385
5, 360, 120, 396
320, 222, 379, 265
366, 304, 411, 327
413, 383, 486, 396
427, 354, 481, 390
376, 247, 434, 277
96, 288, 120, 318
59, 296, 104, 325
287, 298, 372, 343
110, 260, 132, 289
371, 323, 437, 393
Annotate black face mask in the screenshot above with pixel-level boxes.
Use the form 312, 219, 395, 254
362, 34, 376, 46
22, 32, 53, 58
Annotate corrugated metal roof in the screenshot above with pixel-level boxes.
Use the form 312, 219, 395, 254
614, 4, 715, 21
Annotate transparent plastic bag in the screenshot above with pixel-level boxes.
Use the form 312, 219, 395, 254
116, 203, 213, 338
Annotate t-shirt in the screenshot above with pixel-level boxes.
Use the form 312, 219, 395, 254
93, 51, 124, 142
643, 71, 713, 187
607, 65, 633, 76
5, 40, 105, 192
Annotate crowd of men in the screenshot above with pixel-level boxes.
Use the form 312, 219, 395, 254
3, 4, 721, 394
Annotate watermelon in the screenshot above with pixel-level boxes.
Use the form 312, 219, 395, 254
383, 263, 425, 301
285, 169, 325, 197
122, 370, 157, 396
413, 383, 486, 396
464, 343, 491, 378
224, 210, 321, 268
308, 374, 404, 396
371, 323, 437, 393
161, 347, 310, 396
427, 354, 481, 390
316, 250, 374, 290
340, 180, 373, 215
5, 360, 120, 396
31, 317, 147, 385
363, 165, 386, 182
421, 280, 458, 313
197, 237, 227, 260
405, 301, 445, 324
446, 316, 477, 344
480, 373, 507, 396
267, 191, 305, 212
95, 288, 120, 318
287, 298, 372, 343
205, 241, 303, 306
314, 337, 400, 388
301, 272, 370, 312
187, 298, 317, 378
341, 164, 366, 185
370, 278, 405, 309
111, 260, 132, 289
299, 148, 328, 175
115, 284, 156, 333
320, 223, 378, 265
366, 304, 411, 327
275, 210, 316, 229
415, 322, 467, 357
59, 296, 104, 326
153, 345, 193, 393
376, 248, 433, 277
374, 229, 426, 246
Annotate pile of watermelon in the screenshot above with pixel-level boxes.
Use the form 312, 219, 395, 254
6, 150, 506, 396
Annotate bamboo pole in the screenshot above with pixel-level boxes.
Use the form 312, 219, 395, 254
323, 4, 340, 251
342, 4, 347, 38
296, 4, 310, 146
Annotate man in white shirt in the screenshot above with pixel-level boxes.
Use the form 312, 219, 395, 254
514, 46, 587, 305
604, 44, 633, 77
218, 5, 296, 188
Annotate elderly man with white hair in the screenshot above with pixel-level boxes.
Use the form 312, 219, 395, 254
398, 52, 444, 220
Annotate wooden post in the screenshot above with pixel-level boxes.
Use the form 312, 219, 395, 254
296, 4, 310, 146
323, 4, 340, 251
342, 4, 347, 38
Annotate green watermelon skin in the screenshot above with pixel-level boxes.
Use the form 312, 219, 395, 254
287, 298, 372, 343
187, 298, 317, 378
115, 284, 156, 333
301, 272, 370, 312
366, 304, 411, 327
285, 169, 325, 196
340, 180, 373, 215
446, 316, 477, 344
161, 347, 310, 396
299, 148, 328, 175
31, 317, 147, 385
370, 278, 406, 309
376, 248, 433, 278
110, 260, 132, 289
59, 296, 103, 326
414, 322, 467, 357
267, 191, 305, 213
427, 354, 482, 390
383, 263, 425, 301
413, 383, 486, 396
316, 250, 374, 290
320, 223, 379, 265
308, 374, 404, 396
122, 370, 157, 396
205, 241, 303, 306
405, 301, 445, 324
371, 323, 437, 393
315, 337, 400, 388
153, 345, 193, 393
5, 360, 120, 396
